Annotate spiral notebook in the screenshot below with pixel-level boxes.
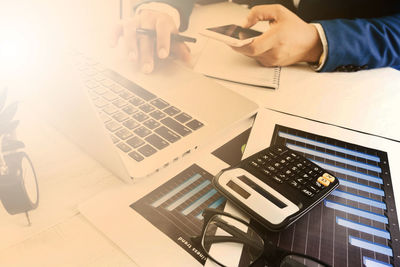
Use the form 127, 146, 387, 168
194, 39, 281, 89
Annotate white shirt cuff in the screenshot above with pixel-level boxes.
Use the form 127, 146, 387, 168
310, 23, 328, 71
135, 2, 181, 30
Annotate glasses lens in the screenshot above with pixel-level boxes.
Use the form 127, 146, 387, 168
280, 255, 327, 267
201, 214, 264, 267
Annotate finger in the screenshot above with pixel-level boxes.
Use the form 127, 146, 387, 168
123, 18, 140, 61
171, 42, 191, 63
138, 13, 155, 73
232, 30, 276, 57
110, 22, 123, 47
243, 4, 282, 28
155, 16, 175, 59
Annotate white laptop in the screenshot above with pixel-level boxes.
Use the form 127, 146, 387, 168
36, 44, 258, 182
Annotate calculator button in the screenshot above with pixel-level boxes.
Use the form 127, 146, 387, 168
261, 154, 272, 161
314, 180, 324, 189
300, 173, 312, 180
261, 168, 272, 176
271, 175, 284, 184
270, 146, 288, 155
301, 188, 315, 197
277, 173, 288, 180
250, 161, 260, 168
289, 180, 301, 189
296, 177, 307, 185
307, 170, 319, 178
267, 151, 277, 159
323, 173, 336, 182
317, 176, 330, 187
286, 155, 295, 162
267, 166, 277, 173
308, 185, 320, 193
285, 169, 294, 177
256, 158, 265, 165
274, 162, 283, 169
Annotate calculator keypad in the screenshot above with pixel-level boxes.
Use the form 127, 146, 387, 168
246, 144, 337, 200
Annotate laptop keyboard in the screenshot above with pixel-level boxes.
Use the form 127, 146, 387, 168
75, 57, 204, 162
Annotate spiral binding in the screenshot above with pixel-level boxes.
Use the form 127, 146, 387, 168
272, 67, 281, 89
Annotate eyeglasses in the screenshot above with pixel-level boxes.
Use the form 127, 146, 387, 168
191, 208, 330, 267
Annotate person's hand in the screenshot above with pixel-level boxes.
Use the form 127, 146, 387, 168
232, 4, 323, 67
111, 9, 190, 73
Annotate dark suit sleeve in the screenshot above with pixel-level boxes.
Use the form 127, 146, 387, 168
317, 14, 400, 72
134, 0, 196, 31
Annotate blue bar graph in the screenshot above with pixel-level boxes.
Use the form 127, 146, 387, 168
166, 180, 211, 211
336, 217, 390, 239
151, 173, 202, 207
325, 200, 388, 224
278, 131, 380, 162
330, 190, 386, 209
182, 189, 217, 215
286, 143, 381, 173
274, 126, 399, 267
349, 236, 393, 256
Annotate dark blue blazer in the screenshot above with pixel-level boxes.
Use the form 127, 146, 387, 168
137, 0, 400, 72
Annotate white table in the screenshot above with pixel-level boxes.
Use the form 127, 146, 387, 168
1, 1, 399, 266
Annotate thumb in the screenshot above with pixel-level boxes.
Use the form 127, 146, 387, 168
243, 4, 281, 28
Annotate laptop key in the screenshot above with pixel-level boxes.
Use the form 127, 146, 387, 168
138, 144, 157, 157
128, 151, 144, 162
145, 134, 169, 150
186, 119, 204, 130
103, 105, 119, 115
99, 112, 111, 123
133, 112, 149, 122
134, 126, 151, 137
164, 106, 180, 116
113, 99, 128, 108
139, 103, 155, 113
143, 119, 160, 129
103, 91, 119, 101
123, 119, 139, 130
149, 110, 166, 120
161, 117, 192, 136
122, 105, 137, 115
175, 113, 192, 123
109, 84, 124, 94
150, 98, 169, 109
117, 142, 131, 152
93, 98, 108, 108
111, 135, 119, 144
112, 112, 129, 122
105, 121, 121, 132
127, 136, 145, 148
119, 90, 133, 100
100, 78, 114, 88
155, 126, 180, 143
116, 128, 133, 140
129, 97, 144, 106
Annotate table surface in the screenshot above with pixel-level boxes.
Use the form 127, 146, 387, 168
1, 1, 399, 266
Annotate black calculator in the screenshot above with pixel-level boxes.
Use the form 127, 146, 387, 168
213, 144, 339, 231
